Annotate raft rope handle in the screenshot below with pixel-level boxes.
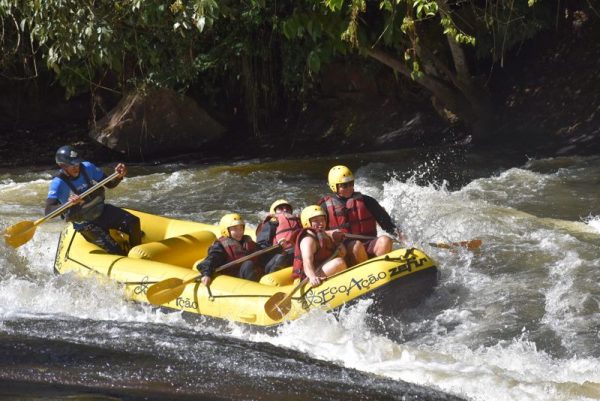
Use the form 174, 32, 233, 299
206, 283, 215, 302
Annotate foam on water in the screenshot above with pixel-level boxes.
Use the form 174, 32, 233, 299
0, 255, 186, 330
1, 155, 599, 401
241, 300, 600, 401
584, 215, 600, 233
235, 163, 600, 401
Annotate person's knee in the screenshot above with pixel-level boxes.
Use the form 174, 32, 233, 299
381, 236, 392, 247
374, 236, 392, 255
119, 213, 141, 246
121, 213, 140, 231
239, 261, 258, 281
351, 241, 368, 263
323, 257, 346, 276
334, 257, 347, 270
265, 254, 286, 274
79, 225, 125, 255
127, 217, 142, 246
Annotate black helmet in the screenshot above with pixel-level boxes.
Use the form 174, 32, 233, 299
55, 145, 83, 166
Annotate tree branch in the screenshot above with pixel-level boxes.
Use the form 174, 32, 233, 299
434, 0, 470, 81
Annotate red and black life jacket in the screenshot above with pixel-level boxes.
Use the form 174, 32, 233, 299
292, 228, 336, 279
218, 235, 257, 262
319, 192, 377, 236
262, 212, 302, 249
217, 235, 258, 276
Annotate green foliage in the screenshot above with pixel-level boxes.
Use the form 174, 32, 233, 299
440, 16, 476, 46
0, 0, 561, 134
1, 0, 221, 96
278, 0, 554, 79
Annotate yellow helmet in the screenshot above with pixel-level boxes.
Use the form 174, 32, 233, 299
300, 205, 326, 228
270, 199, 292, 214
328, 165, 354, 192
219, 213, 245, 237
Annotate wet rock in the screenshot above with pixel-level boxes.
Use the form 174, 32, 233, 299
90, 88, 226, 160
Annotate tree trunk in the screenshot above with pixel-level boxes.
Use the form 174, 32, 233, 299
363, 46, 494, 141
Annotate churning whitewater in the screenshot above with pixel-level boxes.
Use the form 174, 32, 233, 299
0, 151, 599, 400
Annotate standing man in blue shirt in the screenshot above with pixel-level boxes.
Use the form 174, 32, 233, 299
45, 145, 141, 255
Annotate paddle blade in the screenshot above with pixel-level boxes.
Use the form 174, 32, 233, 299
462, 239, 482, 250
146, 278, 186, 306
429, 239, 482, 250
264, 292, 292, 321
3, 221, 36, 248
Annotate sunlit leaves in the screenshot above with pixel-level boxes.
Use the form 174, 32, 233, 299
413, 0, 438, 19
440, 16, 476, 45
2, 0, 220, 96
324, 0, 345, 12
410, 60, 423, 80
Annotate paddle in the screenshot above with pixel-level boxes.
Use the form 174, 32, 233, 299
264, 246, 341, 321
344, 233, 482, 250
146, 243, 282, 306
3, 171, 121, 248
428, 239, 482, 250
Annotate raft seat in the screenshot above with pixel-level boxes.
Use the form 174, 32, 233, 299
185, 261, 295, 287
259, 266, 295, 287
128, 230, 216, 268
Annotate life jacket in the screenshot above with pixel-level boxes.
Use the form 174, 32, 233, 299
218, 235, 258, 263
57, 167, 105, 222
320, 192, 377, 236
292, 228, 336, 279
262, 212, 302, 249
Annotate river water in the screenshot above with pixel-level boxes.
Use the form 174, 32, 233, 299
0, 147, 599, 401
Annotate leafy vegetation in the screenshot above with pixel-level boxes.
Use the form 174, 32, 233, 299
0, 0, 574, 139
277, 0, 555, 137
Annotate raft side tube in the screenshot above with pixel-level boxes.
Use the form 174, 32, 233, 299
128, 230, 216, 267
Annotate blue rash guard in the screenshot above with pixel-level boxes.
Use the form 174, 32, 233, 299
47, 161, 105, 204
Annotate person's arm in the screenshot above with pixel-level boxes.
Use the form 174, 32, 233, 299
104, 163, 127, 189
195, 241, 228, 286
317, 197, 327, 215
256, 220, 277, 249
363, 195, 398, 235
300, 236, 323, 286
44, 198, 61, 215
45, 178, 77, 217
85, 161, 126, 189
325, 229, 345, 244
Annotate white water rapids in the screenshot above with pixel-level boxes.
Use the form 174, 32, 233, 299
0, 151, 599, 400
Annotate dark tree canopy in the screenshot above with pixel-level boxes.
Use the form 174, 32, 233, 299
0, 0, 588, 139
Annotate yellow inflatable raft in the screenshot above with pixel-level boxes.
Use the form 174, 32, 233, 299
53, 210, 438, 326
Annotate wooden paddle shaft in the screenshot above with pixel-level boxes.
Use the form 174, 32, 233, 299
346, 233, 481, 250
175, 244, 282, 286
211, 243, 281, 274
345, 233, 379, 241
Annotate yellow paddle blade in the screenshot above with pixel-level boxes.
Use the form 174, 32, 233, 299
264, 291, 292, 321
146, 277, 186, 306
462, 239, 482, 250
429, 239, 482, 250
3, 220, 37, 248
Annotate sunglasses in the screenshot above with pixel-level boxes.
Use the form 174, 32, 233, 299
338, 181, 354, 188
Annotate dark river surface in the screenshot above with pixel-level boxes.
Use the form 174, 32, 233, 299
0, 147, 599, 400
